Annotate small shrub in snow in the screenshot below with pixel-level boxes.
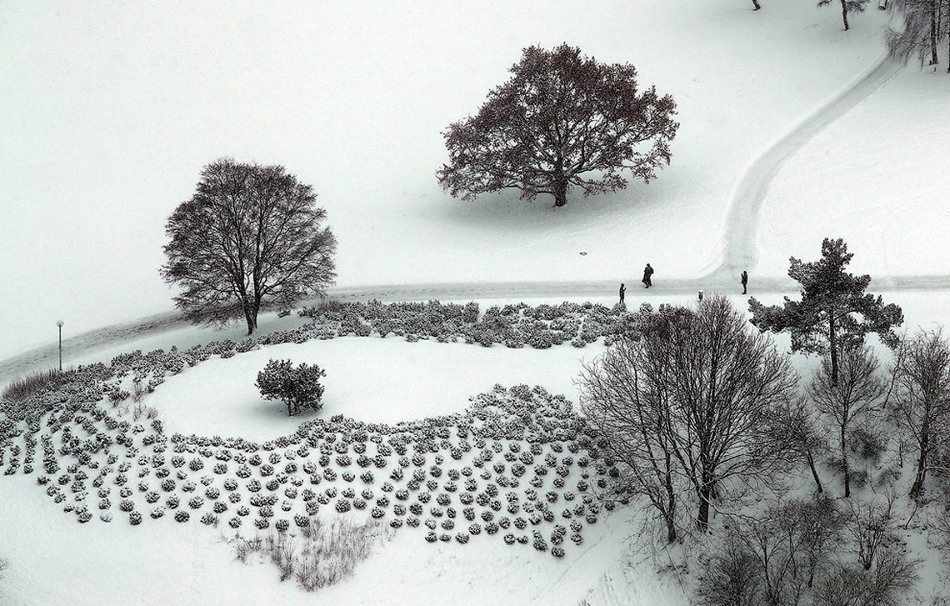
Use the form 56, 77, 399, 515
166, 496, 180, 509
335, 499, 351, 513
228, 516, 241, 528
256, 359, 326, 416
175, 510, 190, 523
229, 493, 242, 504
150, 507, 165, 519
238, 506, 250, 516
129, 511, 142, 525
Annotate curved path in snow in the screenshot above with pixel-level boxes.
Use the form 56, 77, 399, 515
710, 52, 903, 280
0, 54, 942, 387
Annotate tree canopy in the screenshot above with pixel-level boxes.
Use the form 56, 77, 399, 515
161, 159, 337, 335
436, 43, 678, 208
749, 238, 903, 386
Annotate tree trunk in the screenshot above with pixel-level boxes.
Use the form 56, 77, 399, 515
841, 0, 850, 31
932, 0, 940, 65
752, 0, 761, 9
842, 425, 851, 498
244, 300, 259, 335
697, 483, 712, 531
829, 314, 839, 388
806, 449, 824, 493
664, 469, 677, 543
909, 424, 929, 500
553, 175, 568, 207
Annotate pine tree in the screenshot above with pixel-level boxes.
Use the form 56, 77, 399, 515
748, 238, 903, 387
887, 0, 950, 69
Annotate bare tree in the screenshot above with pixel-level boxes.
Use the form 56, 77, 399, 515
579, 296, 799, 534
579, 323, 682, 543
890, 329, 950, 500
809, 343, 885, 497
162, 159, 337, 335
818, 0, 871, 31
768, 396, 829, 493
696, 496, 843, 606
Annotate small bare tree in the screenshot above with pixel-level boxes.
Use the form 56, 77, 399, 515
890, 329, 950, 500
579, 333, 681, 542
809, 343, 885, 497
696, 496, 843, 606
579, 296, 799, 534
768, 395, 828, 493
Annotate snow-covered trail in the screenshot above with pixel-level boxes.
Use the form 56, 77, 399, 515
5, 274, 950, 388
712, 53, 903, 279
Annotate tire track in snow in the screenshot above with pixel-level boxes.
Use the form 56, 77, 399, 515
711, 53, 903, 279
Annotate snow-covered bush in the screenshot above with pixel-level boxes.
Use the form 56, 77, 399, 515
255, 359, 326, 416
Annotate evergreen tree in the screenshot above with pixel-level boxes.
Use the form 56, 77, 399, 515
749, 238, 903, 387
819, 0, 871, 31
436, 44, 678, 208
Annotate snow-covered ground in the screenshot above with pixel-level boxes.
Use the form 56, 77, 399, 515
758, 54, 950, 278
149, 337, 606, 441
0, 0, 889, 359
3, 1, 949, 604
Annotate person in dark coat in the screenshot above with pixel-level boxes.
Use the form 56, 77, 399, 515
741, 270, 748, 295
642, 263, 654, 288
619, 283, 626, 305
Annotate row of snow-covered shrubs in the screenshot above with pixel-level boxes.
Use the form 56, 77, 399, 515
297, 299, 635, 348
5, 376, 621, 563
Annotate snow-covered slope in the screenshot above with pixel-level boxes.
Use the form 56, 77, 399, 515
758, 59, 950, 278
0, 1, 887, 359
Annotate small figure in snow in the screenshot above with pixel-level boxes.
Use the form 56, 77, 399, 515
741, 270, 748, 295
619, 283, 626, 305
642, 263, 654, 289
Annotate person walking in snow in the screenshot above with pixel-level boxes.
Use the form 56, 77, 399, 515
619, 283, 626, 305
642, 263, 654, 289
741, 270, 748, 295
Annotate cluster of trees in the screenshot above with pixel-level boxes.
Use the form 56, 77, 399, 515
887, 0, 950, 70
580, 238, 950, 604
162, 44, 679, 329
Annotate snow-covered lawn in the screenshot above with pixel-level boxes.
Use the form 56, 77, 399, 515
148, 337, 605, 441
758, 63, 950, 278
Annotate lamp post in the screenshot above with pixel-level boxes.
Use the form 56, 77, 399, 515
56, 320, 64, 372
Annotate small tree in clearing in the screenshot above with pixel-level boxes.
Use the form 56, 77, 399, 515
256, 359, 326, 417
809, 343, 885, 498
437, 43, 678, 208
749, 238, 903, 387
819, 0, 870, 31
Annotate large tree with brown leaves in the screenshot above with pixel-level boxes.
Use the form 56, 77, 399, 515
437, 44, 678, 208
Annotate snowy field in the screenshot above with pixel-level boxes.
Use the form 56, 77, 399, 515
3, 1, 950, 605
758, 57, 950, 278
0, 0, 889, 359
